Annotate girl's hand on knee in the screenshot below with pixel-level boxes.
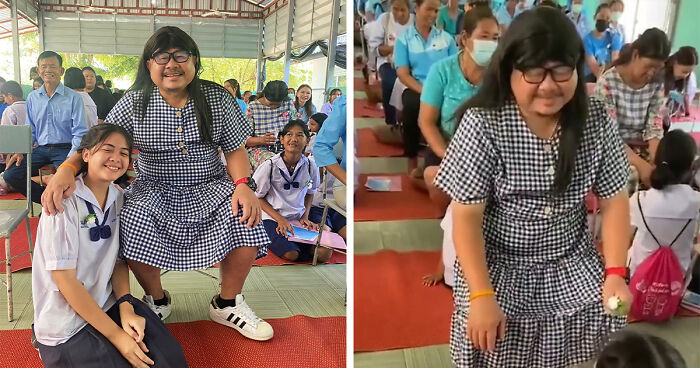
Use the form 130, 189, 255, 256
121, 309, 146, 343
277, 219, 294, 238
232, 185, 262, 228
466, 295, 506, 352
111, 330, 154, 368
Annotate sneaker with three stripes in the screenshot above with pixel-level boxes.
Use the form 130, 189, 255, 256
209, 294, 274, 341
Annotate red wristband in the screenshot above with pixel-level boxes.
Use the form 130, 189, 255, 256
235, 177, 248, 186
605, 267, 628, 279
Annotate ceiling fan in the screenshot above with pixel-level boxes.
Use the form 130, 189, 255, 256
77, 4, 114, 13
201, 9, 239, 17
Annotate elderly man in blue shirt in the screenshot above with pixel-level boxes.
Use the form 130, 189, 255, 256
4, 51, 87, 203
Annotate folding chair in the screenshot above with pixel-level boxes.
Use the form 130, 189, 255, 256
0, 125, 34, 322
312, 168, 347, 266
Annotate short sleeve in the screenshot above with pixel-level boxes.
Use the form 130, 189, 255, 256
38, 199, 80, 270
306, 158, 321, 195
583, 34, 595, 56
611, 31, 623, 51
434, 109, 497, 204
105, 92, 135, 135
591, 100, 630, 199
394, 36, 410, 69
253, 159, 273, 199
420, 61, 447, 108
218, 88, 252, 153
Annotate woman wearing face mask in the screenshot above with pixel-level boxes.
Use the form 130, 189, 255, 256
609, 0, 626, 43
663, 46, 698, 118
566, 0, 590, 39
436, 7, 632, 366
595, 28, 670, 194
418, 6, 499, 212
583, 3, 623, 83
394, 0, 457, 178
293, 84, 316, 123
367, 0, 413, 126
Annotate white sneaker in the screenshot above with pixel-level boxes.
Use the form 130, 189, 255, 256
209, 294, 274, 341
142, 290, 172, 320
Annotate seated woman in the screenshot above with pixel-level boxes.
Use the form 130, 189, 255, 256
595, 28, 670, 194
254, 120, 331, 263
245, 80, 296, 171
663, 46, 698, 119
293, 84, 317, 123
368, 0, 412, 128
419, 5, 499, 210
394, 0, 457, 178
583, 3, 623, 83
629, 130, 700, 279
321, 88, 342, 115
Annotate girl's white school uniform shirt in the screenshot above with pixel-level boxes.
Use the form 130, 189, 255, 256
254, 153, 320, 221
629, 185, 700, 275
32, 175, 124, 346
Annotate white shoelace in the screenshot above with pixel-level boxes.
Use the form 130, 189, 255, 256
233, 301, 262, 326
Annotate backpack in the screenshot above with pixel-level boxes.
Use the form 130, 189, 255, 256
629, 193, 692, 322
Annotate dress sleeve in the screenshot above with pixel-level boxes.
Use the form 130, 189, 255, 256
253, 158, 273, 199
591, 100, 630, 199
434, 108, 497, 204
105, 92, 135, 135
38, 199, 81, 271
643, 83, 664, 141
219, 88, 253, 153
393, 35, 410, 69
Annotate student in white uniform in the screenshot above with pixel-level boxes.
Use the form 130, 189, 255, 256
629, 130, 700, 278
254, 120, 330, 263
31, 124, 186, 368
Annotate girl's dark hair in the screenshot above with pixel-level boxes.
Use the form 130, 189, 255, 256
596, 331, 686, 368
594, 3, 611, 17
310, 112, 328, 128
63, 67, 86, 90
224, 78, 242, 99
664, 46, 698, 95
77, 124, 135, 175
462, 4, 498, 36
457, 7, 587, 194
129, 26, 219, 143
294, 84, 314, 118
262, 80, 289, 103
611, 28, 671, 68
650, 130, 697, 190
249, 95, 258, 103
33, 77, 44, 86
279, 119, 311, 140
391, 0, 410, 6
328, 88, 342, 102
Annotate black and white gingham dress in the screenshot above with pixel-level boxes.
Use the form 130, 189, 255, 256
105, 84, 269, 271
434, 98, 630, 368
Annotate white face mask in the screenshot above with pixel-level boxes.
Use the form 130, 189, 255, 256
571, 3, 583, 14
469, 39, 498, 67
611, 11, 622, 22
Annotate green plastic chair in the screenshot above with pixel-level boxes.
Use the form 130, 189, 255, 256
0, 125, 34, 322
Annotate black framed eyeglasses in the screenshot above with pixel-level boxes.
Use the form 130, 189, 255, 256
151, 50, 192, 65
519, 65, 575, 84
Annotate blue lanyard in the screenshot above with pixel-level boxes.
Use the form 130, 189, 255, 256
85, 200, 112, 242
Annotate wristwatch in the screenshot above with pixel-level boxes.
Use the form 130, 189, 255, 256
116, 294, 134, 306
235, 176, 257, 191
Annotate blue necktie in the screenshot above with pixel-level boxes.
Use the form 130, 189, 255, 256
85, 201, 112, 242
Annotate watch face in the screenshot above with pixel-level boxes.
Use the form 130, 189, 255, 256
247, 177, 257, 191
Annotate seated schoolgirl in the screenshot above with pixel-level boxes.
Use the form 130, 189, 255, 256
595, 331, 687, 368
629, 130, 700, 278
31, 124, 186, 368
306, 112, 328, 156
253, 120, 331, 263
308, 157, 347, 242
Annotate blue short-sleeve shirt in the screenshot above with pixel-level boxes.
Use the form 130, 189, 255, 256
394, 25, 458, 84
421, 52, 480, 139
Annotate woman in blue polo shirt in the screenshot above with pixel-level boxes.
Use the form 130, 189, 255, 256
583, 3, 623, 83
419, 6, 499, 211
394, 0, 457, 178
